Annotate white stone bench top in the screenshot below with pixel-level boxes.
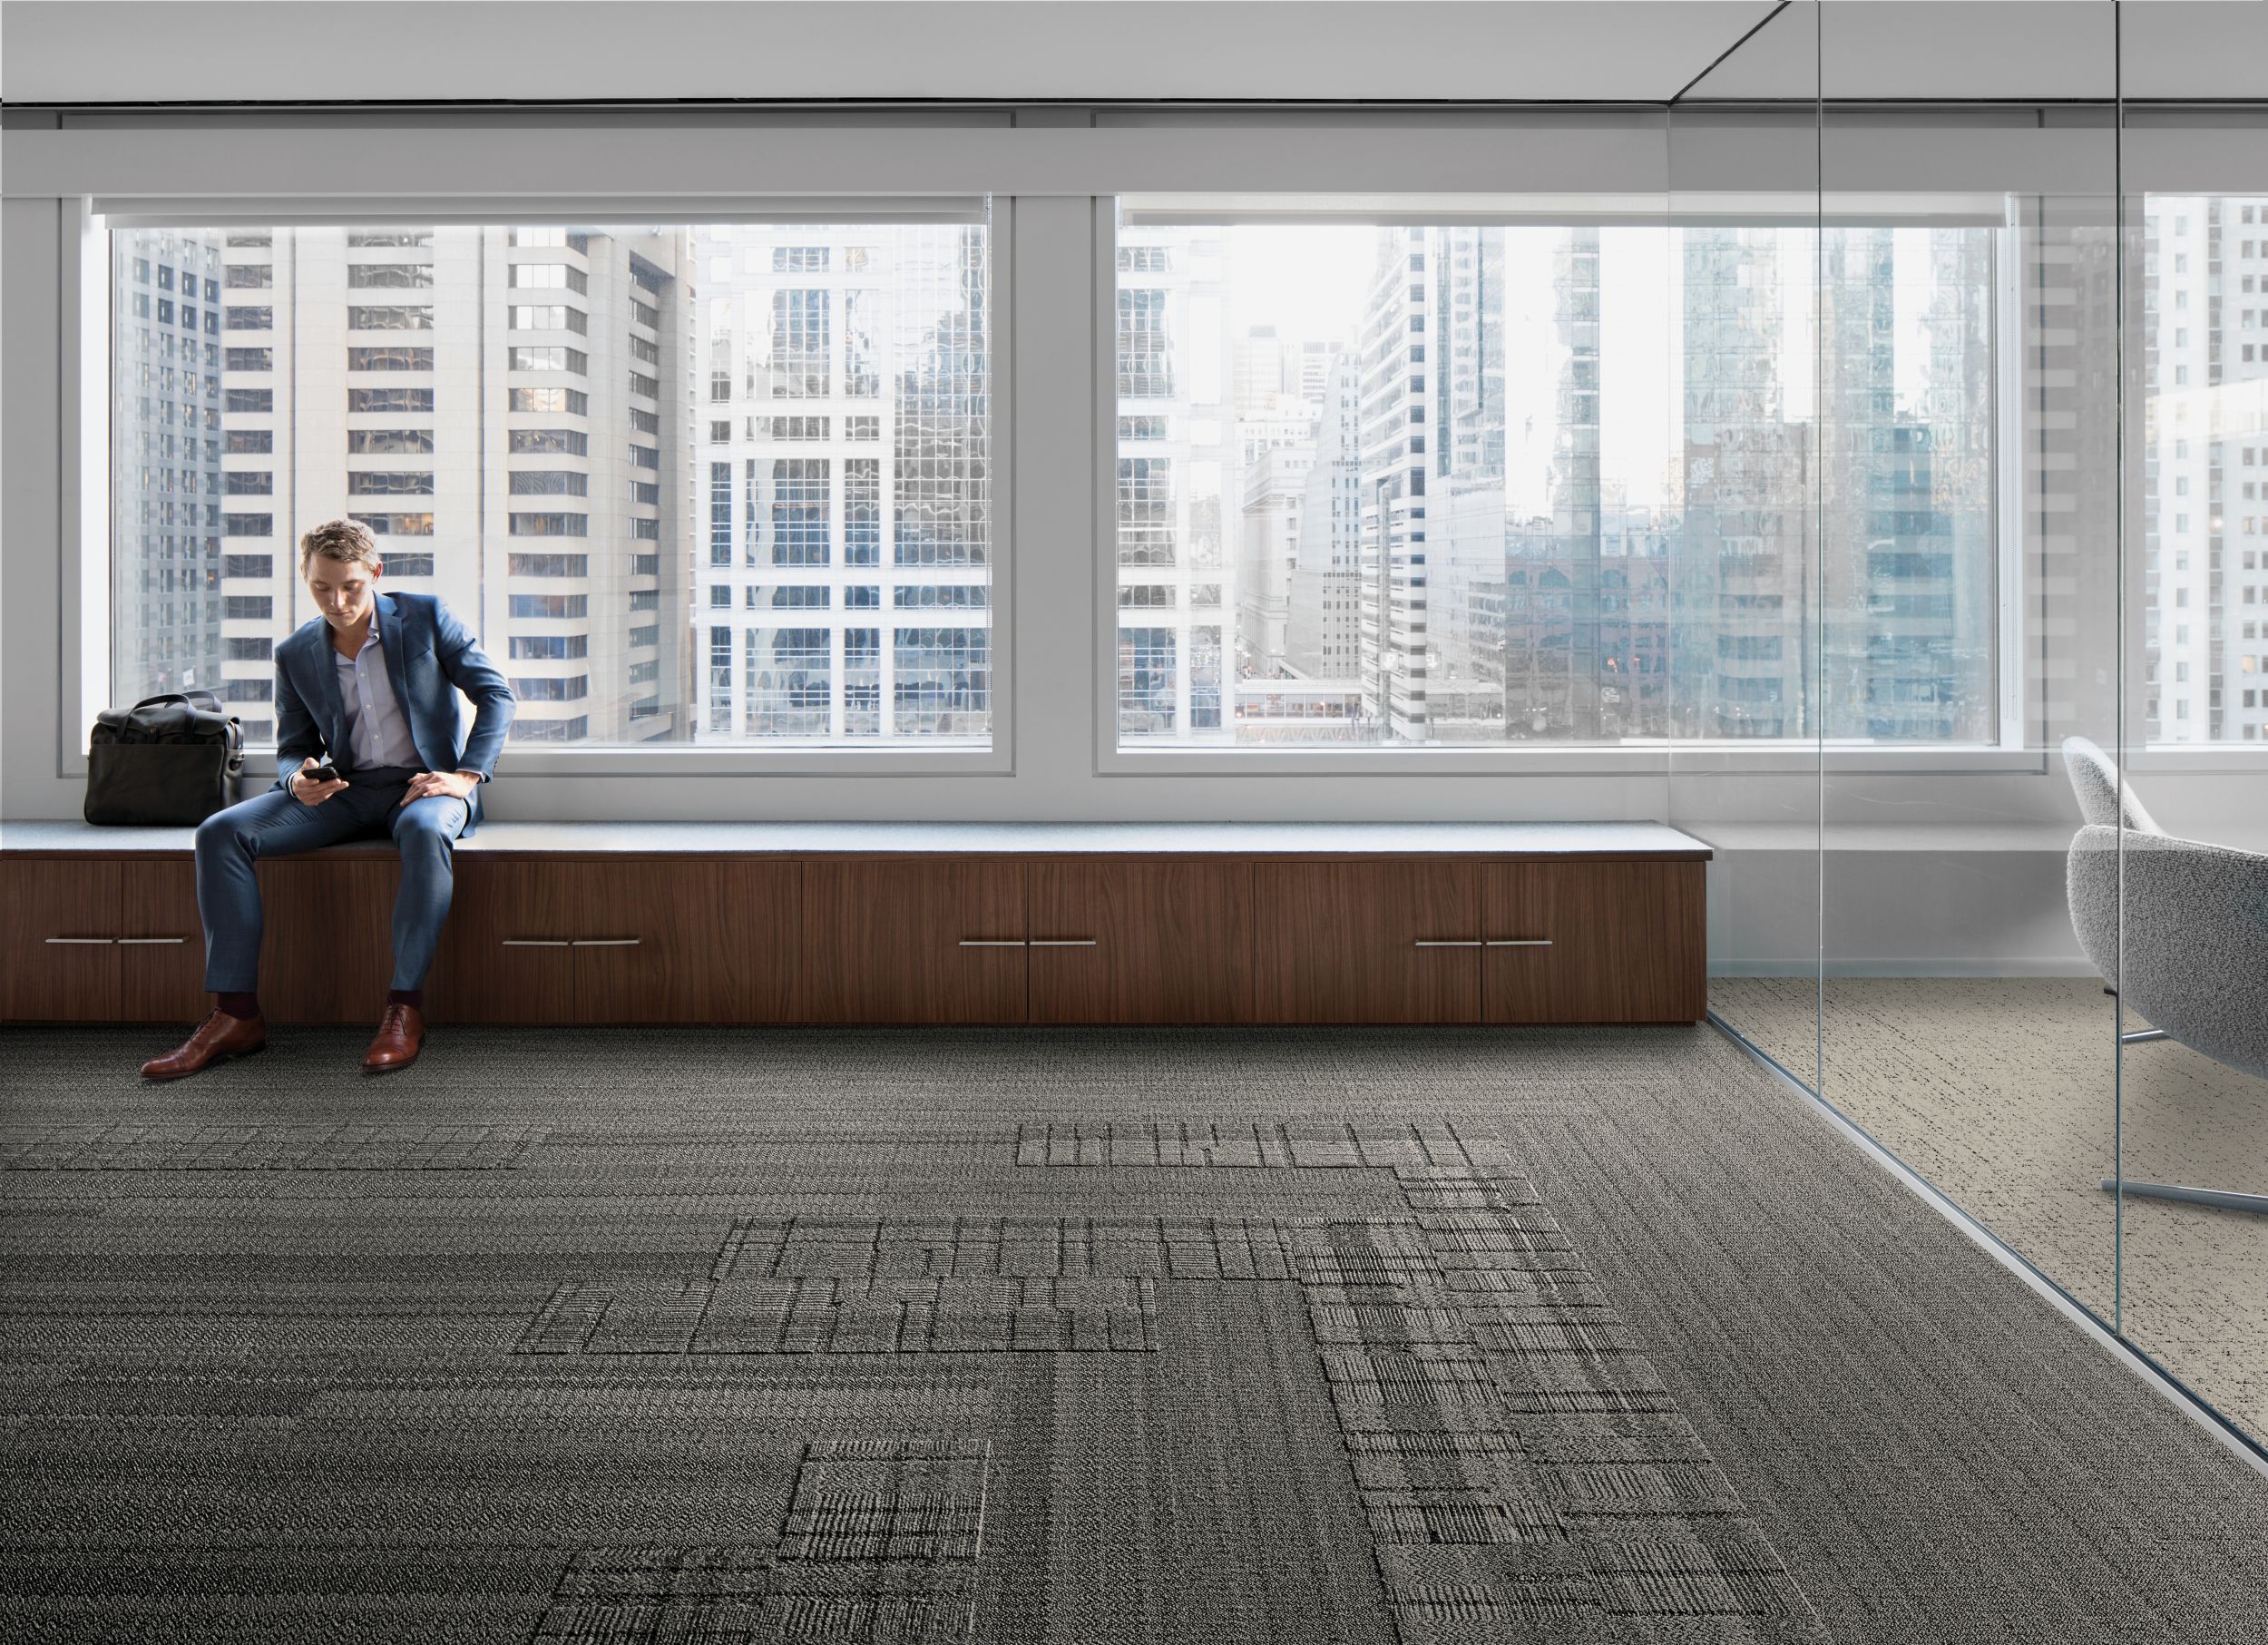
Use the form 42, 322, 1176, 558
1, 818, 1712, 858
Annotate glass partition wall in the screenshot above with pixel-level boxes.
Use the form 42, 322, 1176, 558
1667, 4, 1823, 1096
1691, 5, 2263, 1452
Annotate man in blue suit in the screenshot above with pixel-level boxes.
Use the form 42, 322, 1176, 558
142, 519, 516, 1080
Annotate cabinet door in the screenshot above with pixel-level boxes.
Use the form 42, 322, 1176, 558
255, 857, 402, 1023
570, 859, 801, 1024
430, 858, 577, 1023
1484, 860, 1706, 1024
1252, 862, 1483, 1024
1026, 860, 1254, 1024
1, 861, 121, 1022
803, 860, 1025, 1023
120, 860, 205, 1023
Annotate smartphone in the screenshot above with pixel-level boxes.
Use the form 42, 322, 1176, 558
301, 759, 340, 785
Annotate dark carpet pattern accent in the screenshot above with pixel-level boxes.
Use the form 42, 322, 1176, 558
5, 1023, 2267, 1643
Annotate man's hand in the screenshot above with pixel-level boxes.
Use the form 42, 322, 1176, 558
399, 770, 480, 808
288, 761, 348, 807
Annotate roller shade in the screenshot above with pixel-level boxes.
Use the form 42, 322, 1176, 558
90, 194, 991, 230
1119, 192, 2012, 229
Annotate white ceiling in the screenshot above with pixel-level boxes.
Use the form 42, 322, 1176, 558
1, 2, 2260, 109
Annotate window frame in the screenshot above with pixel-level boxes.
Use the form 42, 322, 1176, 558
18, 110, 2267, 828
58, 191, 1015, 779
1089, 195, 2058, 778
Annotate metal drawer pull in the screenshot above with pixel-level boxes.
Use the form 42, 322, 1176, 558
1486, 938, 1554, 947
958, 938, 1028, 947
1413, 939, 1483, 948
117, 936, 188, 945
1030, 938, 1099, 947
44, 936, 114, 945
572, 938, 641, 947
502, 939, 572, 948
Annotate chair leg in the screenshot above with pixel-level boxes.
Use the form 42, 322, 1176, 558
2098, 1178, 2268, 1215
2120, 1028, 2172, 1045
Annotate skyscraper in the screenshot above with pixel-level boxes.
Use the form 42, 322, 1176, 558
693, 224, 993, 743
113, 230, 228, 716
213, 225, 694, 745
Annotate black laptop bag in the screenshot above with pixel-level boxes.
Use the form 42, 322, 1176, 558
83, 690, 246, 826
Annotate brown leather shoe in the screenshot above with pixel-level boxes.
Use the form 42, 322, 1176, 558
141, 1010, 267, 1081
363, 1003, 425, 1073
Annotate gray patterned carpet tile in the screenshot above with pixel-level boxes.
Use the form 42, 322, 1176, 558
3, 1023, 2265, 1643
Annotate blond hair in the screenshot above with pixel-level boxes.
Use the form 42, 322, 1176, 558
298, 517, 383, 577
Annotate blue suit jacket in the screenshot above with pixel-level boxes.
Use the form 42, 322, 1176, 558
270, 592, 516, 837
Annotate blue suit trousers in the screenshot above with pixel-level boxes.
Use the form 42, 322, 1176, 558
193, 769, 471, 994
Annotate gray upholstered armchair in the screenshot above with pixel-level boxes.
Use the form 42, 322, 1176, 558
2063, 736, 2268, 1214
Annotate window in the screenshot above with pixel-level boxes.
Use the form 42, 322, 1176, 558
769, 458, 830, 566
509, 514, 589, 537
513, 674, 590, 701
511, 428, 588, 455
350, 387, 435, 413
352, 513, 435, 536
767, 289, 830, 397
347, 471, 435, 495
845, 458, 882, 567
509, 470, 589, 495
510, 305, 587, 335
745, 626, 831, 735
510, 634, 587, 660
348, 429, 435, 455
512, 347, 587, 374
347, 263, 434, 289
710, 461, 734, 568
511, 262, 589, 294
1114, 210, 1998, 749
108, 218, 992, 750
347, 347, 435, 372
510, 387, 588, 416
893, 627, 989, 736
348, 306, 435, 331
509, 593, 587, 619
508, 551, 585, 578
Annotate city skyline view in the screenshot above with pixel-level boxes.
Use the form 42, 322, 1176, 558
105, 198, 2268, 752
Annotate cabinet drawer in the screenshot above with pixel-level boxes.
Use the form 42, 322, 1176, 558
569, 859, 800, 1024
433, 859, 578, 1023
1026, 860, 1253, 1024
1484, 860, 1705, 1024
1, 861, 122, 1022
119, 861, 204, 1023
804, 860, 1025, 1023
256, 858, 401, 1023
1253, 862, 1483, 1024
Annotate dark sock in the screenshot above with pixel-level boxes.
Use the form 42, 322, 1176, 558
216, 991, 260, 1021
386, 988, 425, 1009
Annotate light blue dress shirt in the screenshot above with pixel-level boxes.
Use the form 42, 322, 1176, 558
332, 601, 423, 772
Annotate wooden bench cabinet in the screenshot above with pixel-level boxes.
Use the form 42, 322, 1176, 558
1, 822, 1711, 1028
